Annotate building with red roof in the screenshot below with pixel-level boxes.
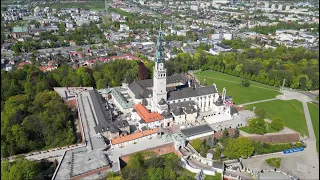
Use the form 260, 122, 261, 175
133, 103, 164, 129
17, 61, 32, 69
107, 54, 141, 61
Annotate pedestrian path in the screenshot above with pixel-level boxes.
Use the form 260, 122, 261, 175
302, 102, 316, 139
239, 98, 278, 106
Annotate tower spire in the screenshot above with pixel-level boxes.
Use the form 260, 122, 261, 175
155, 28, 164, 64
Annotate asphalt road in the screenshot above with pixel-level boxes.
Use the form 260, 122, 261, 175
299, 91, 319, 103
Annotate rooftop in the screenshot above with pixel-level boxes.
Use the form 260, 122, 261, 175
12, 26, 28, 33
167, 86, 218, 101
180, 124, 213, 138
128, 74, 188, 98
134, 103, 164, 123
54, 148, 110, 180
110, 88, 134, 109
111, 128, 158, 145
88, 89, 113, 133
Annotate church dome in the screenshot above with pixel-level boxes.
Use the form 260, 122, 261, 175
158, 98, 166, 105
174, 106, 183, 114
163, 110, 170, 116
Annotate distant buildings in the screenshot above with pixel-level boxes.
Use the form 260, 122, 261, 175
11, 26, 29, 38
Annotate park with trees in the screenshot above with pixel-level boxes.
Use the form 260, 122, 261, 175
0, 59, 150, 159
171, 46, 318, 91
1, 158, 56, 180
240, 108, 284, 135
118, 152, 196, 180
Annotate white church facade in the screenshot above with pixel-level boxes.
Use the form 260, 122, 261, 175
124, 30, 233, 129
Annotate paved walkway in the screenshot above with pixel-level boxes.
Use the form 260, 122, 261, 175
302, 102, 316, 139
239, 98, 278, 106
241, 89, 319, 179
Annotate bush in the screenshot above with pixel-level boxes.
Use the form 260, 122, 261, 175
254, 108, 266, 119
270, 117, 284, 131
241, 78, 250, 87
253, 142, 305, 155
248, 118, 266, 134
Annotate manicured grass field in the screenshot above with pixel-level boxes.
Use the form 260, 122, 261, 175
245, 100, 308, 136
265, 158, 281, 168
204, 173, 222, 180
195, 70, 281, 104
240, 122, 279, 134
307, 102, 319, 152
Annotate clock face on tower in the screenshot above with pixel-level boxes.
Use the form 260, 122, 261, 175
159, 63, 163, 70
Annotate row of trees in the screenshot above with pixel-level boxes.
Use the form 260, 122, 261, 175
251, 22, 319, 35
166, 46, 319, 90
222, 136, 304, 159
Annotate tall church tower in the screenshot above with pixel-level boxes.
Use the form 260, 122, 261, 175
152, 30, 167, 111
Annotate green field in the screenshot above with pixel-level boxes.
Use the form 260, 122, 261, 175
265, 158, 281, 168
308, 102, 319, 152
245, 100, 308, 136
240, 122, 279, 134
195, 71, 281, 104
180, 168, 196, 179
204, 173, 222, 180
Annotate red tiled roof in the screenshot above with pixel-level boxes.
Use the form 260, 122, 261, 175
111, 128, 158, 145
48, 60, 56, 66
108, 54, 141, 61
17, 61, 32, 68
134, 103, 163, 123
39, 65, 57, 72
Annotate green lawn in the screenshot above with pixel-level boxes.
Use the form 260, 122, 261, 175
195, 70, 281, 104
204, 173, 222, 180
265, 158, 281, 168
180, 168, 196, 179
307, 102, 319, 152
245, 100, 308, 136
240, 122, 279, 134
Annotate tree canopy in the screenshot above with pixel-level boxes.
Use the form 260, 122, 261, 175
254, 108, 266, 119
121, 152, 189, 180
1, 158, 55, 180
270, 117, 284, 131
223, 137, 254, 159
248, 118, 267, 135
167, 46, 319, 91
